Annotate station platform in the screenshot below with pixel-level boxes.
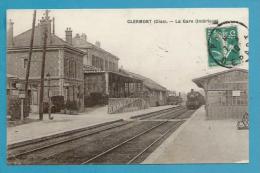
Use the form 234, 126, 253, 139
7, 105, 174, 146
143, 106, 249, 164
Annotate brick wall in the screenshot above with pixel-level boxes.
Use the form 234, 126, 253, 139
7, 49, 59, 78
7, 47, 85, 112
143, 87, 167, 107
64, 50, 84, 80
86, 48, 119, 72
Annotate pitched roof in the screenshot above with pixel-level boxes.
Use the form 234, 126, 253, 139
11, 25, 70, 48
72, 36, 93, 49
72, 35, 119, 60
193, 68, 248, 88
119, 69, 167, 91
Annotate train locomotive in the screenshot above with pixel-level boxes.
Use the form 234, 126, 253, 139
186, 89, 205, 109
167, 94, 183, 105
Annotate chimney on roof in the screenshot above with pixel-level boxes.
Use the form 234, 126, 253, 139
39, 13, 52, 44
7, 19, 14, 47
95, 41, 101, 48
75, 33, 80, 38
81, 33, 87, 41
65, 27, 72, 44
52, 17, 55, 35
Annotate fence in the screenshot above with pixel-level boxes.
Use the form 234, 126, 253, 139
108, 98, 149, 114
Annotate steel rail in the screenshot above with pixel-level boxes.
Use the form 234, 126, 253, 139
139, 107, 185, 120
8, 107, 187, 164
8, 120, 124, 150
80, 120, 170, 164
130, 106, 180, 119
127, 121, 183, 164
8, 121, 131, 160
155, 109, 187, 120
8, 107, 181, 160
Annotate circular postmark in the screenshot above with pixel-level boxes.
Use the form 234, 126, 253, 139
207, 21, 248, 68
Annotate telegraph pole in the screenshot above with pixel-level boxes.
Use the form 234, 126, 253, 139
39, 10, 49, 120
24, 10, 37, 116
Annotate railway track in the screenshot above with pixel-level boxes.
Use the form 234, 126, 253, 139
81, 120, 184, 164
154, 108, 188, 119
137, 107, 187, 120
8, 120, 132, 162
8, 106, 192, 165
130, 106, 182, 120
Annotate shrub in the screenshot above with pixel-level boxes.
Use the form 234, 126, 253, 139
84, 93, 108, 107
51, 96, 65, 112
65, 100, 78, 111
7, 96, 30, 120
43, 102, 49, 113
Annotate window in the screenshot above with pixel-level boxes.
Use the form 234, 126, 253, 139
109, 62, 112, 71
68, 60, 71, 77
96, 57, 99, 69
74, 61, 77, 78
100, 59, 104, 70
24, 58, 28, 68
64, 58, 68, 77
92, 55, 95, 66
11, 82, 16, 89
226, 90, 247, 106
105, 60, 108, 71
32, 91, 38, 105
97, 57, 100, 69
69, 59, 76, 78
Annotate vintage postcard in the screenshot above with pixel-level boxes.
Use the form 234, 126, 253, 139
6, 8, 249, 165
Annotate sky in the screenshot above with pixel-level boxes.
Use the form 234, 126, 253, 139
7, 9, 248, 93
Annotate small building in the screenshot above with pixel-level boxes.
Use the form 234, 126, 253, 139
193, 68, 248, 119
7, 17, 85, 112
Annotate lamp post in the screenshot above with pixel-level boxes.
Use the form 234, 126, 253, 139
17, 83, 26, 121
19, 91, 25, 121
64, 83, 70, 114
46, 73, 53, 120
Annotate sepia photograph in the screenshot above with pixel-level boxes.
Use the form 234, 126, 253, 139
6, 8, 248, 165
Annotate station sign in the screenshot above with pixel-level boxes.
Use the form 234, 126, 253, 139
19, 90, 26, 99
232, 90, 241, 97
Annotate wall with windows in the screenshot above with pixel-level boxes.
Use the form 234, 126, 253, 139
207, 70, 248, 106
7, 49, 59, 79
7, 48, 85, 112
63, 50, 84, 80
86, 47, 119, 72
142, 87, 167, 107
206, 70, 248, 119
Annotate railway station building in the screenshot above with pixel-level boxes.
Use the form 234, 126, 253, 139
192, 68, 248, 120
72, 32, 148, 113
72, 34, 167, 112
7, 14, 169, 116
7, 17, 85, 113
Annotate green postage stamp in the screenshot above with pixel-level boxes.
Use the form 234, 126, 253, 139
207, 26, 241, 67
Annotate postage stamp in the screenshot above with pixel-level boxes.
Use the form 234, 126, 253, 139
207, 21, 248, 68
